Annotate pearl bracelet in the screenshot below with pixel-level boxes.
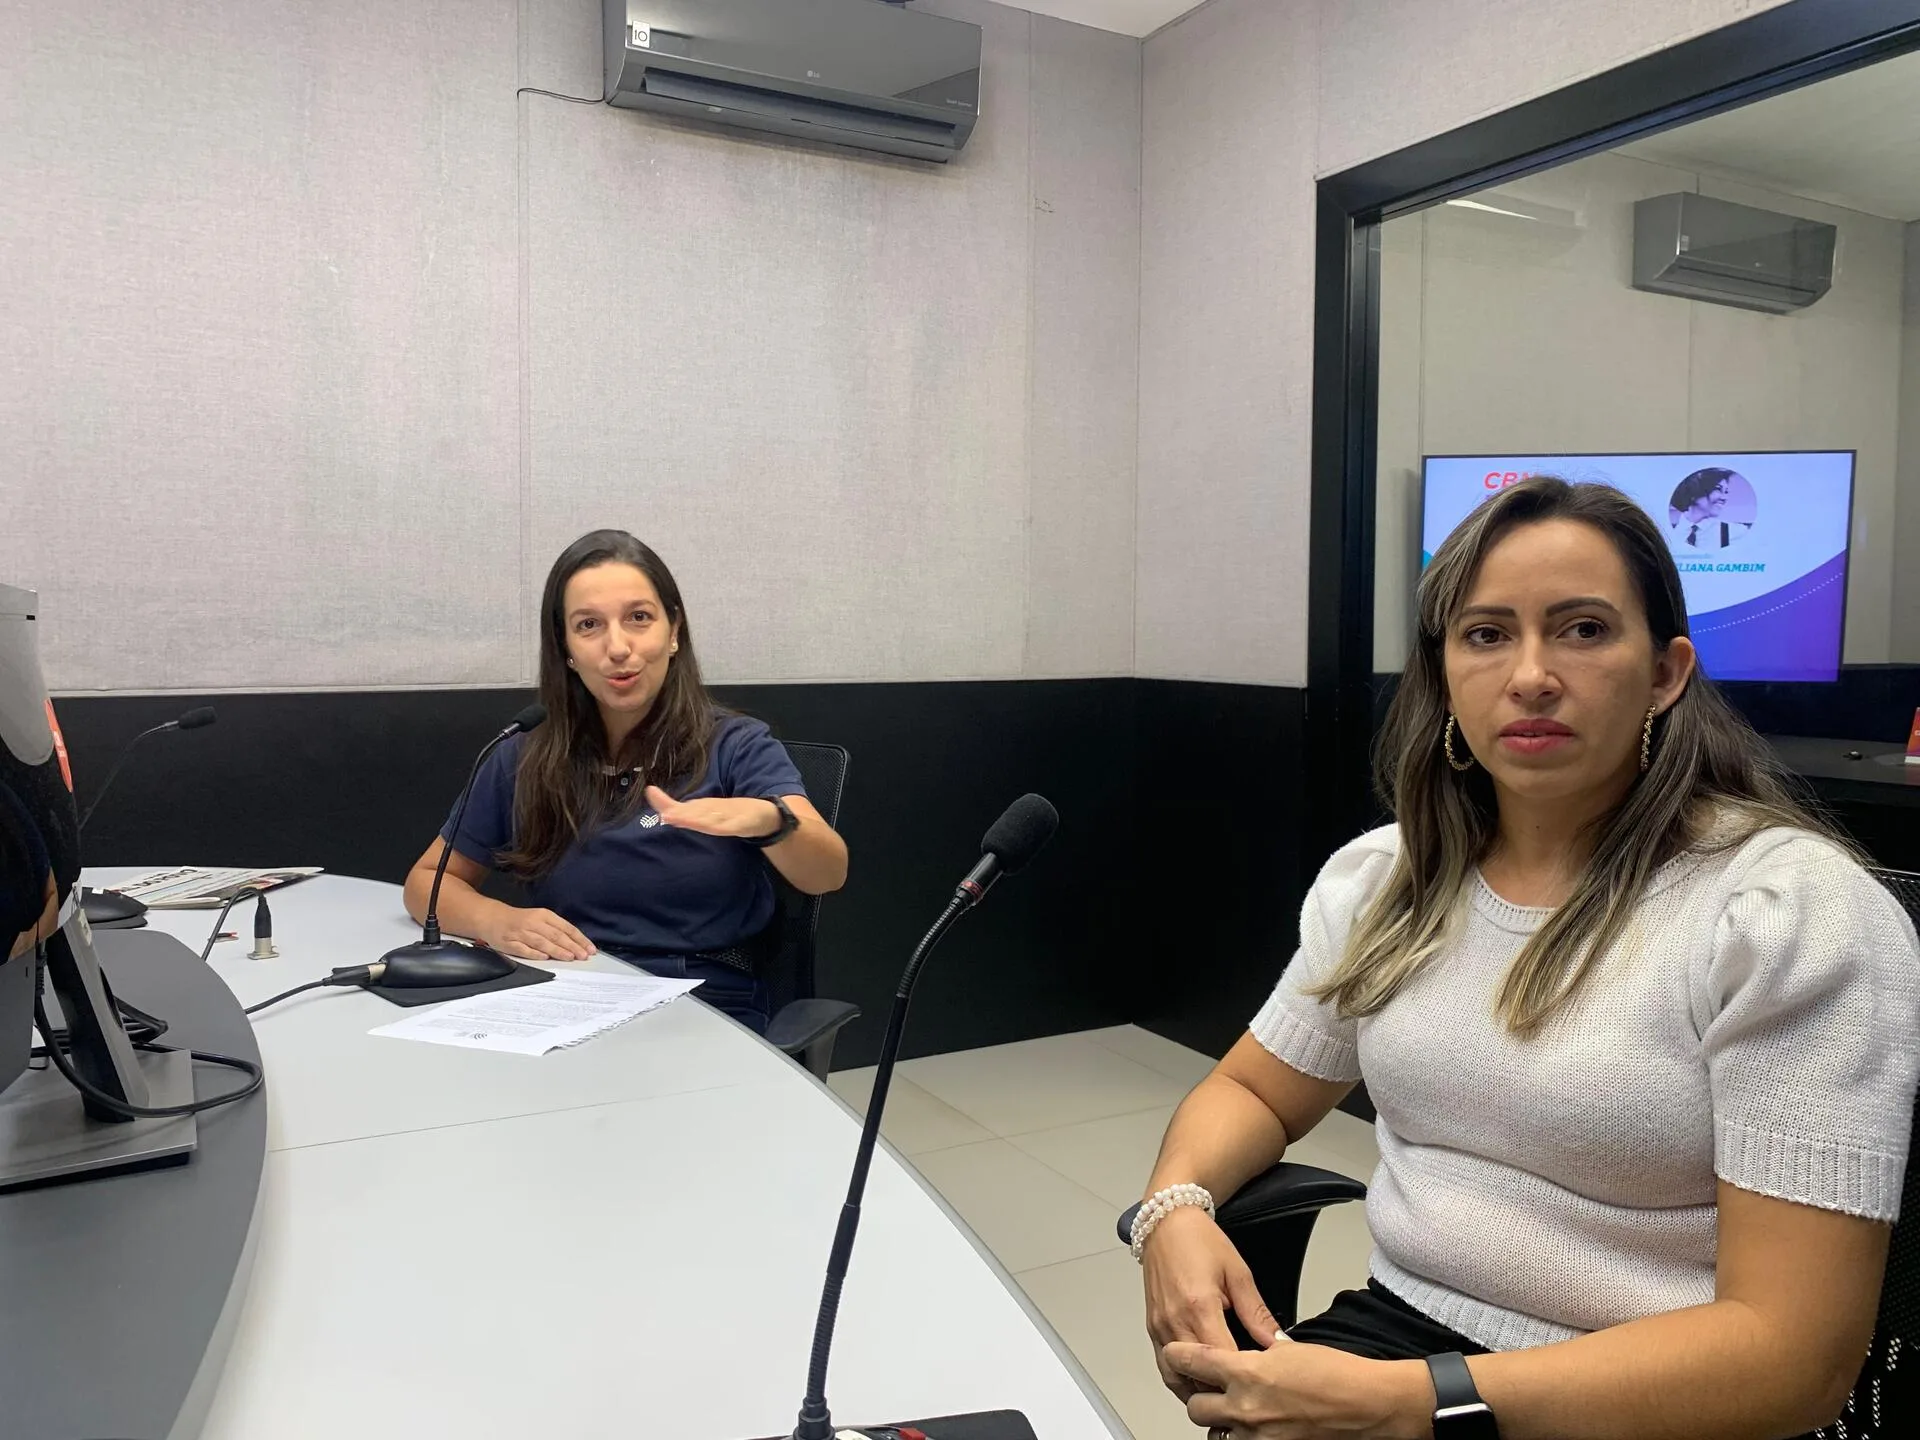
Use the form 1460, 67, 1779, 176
1129, 1182, 1215, 1261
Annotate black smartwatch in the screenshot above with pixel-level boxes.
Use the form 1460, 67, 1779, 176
1426, 1352, 1498, 1438
746, 794, 800, 849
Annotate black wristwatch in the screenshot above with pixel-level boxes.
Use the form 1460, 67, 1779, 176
1426, 1352, 1498, 1438
745, 794, 800, 849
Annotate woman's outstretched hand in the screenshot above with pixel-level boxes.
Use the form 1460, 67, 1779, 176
644, 785, 782, 839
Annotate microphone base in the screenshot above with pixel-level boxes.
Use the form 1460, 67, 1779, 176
81, 887, 148, 930
367, 939, 553, 1007
750, 1412, 1036, 1440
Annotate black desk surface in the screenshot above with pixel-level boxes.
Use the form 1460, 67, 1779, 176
0, 931, 267, 1440
1766, 735, 1920, 803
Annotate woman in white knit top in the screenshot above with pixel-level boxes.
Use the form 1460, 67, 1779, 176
1137, 478, 1919, 1440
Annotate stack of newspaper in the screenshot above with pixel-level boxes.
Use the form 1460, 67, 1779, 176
108, 866, 324, 909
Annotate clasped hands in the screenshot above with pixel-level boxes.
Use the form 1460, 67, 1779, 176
1145, 1209, 1430, 1440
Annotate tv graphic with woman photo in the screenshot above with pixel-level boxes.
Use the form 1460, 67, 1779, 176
1667, 466, 1757, 552
1421, 452, 1854, 682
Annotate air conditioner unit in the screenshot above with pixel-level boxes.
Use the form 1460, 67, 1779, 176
1632, 193, 1835, 314
604, 0, 981, 164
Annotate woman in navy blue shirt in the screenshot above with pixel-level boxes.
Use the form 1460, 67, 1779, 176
403, 530, 848, 1033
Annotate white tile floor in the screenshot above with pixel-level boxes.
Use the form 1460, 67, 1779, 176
829, 1026, 1381, 1440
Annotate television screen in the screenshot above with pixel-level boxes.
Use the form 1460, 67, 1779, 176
1420, 452, 1856, 683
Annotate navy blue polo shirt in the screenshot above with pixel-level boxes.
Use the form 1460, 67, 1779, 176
441, 714, 806, 955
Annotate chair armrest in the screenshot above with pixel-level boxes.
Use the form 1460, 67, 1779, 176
1116, 1162, 1368, 1245
765, 997, 861, 1056
1217, 1163, 1368, 1232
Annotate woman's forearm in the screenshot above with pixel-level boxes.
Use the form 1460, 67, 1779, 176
1456, 1299, 1855, 1440
1144, 1072, 1294, 1202
763, 814, 848, 895
402, 866, 502, 943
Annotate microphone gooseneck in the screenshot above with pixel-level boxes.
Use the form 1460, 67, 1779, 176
421, 704, 548, 944
77, 706, 220, 832
374, 703, 552, 994
788, 793, 1058, 1440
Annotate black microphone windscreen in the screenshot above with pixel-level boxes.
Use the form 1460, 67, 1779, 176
176, 706, 217, 730
980, 793, 1058, 876
511, 703, 548, 733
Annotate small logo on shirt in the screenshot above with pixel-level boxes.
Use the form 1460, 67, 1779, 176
638, 810, 661, 829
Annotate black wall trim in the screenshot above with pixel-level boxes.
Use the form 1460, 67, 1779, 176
60, 679, 1296, 1069
57, 667, 1907, 1080
1132, 681, 1309, 1058
1307, 0, 1920, 868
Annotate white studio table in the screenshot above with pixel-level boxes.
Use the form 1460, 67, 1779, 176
84, 870, 1129, 1440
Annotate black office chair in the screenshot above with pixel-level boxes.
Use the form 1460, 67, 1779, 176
1824, 868, 1920, 1437
1116, 866, 1920, 1437
758, 741, 861, 1080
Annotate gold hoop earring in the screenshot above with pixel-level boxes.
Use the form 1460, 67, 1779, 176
1443, 715, 1475, 772
1640, 704, 1659, 773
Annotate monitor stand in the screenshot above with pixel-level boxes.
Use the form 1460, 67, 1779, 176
0, 1048, 195, 1192
0, 894, 197, 1192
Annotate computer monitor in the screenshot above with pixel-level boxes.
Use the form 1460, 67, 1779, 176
1419, 452, 1857, 683
0, 939, 31, 1101
0, 582, 63, 1102
1, 584, 191, 1190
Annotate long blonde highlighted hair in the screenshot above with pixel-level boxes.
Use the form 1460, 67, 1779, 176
1308, 478, 1838, 1034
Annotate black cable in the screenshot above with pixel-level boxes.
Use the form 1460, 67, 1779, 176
33, 996, 167, 1055
517, 86, 606, 105
199, 886, 266, 963
243, 977, 331, 1016
32, 991, 263, 1119
113, 997, 169, 1045
244, 965, 378, 1018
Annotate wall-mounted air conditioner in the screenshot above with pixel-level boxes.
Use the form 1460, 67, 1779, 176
604, 0, 981, 164
1632, 193, 1835, 314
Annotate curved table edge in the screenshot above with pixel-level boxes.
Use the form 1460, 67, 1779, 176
169, 1163, 266, 1440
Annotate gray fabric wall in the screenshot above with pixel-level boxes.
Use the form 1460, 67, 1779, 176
3, 0, 1817, 695
1135, 0, 1800, 686
2, 0, 1141, 692
1900, 221, 1920, 662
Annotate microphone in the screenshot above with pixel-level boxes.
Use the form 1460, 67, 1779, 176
372, 704, 549, 993
79, 706, 219, 929
955, 793, 1060, 907
78, 707, 216, 832
776, 795, 1059, 1440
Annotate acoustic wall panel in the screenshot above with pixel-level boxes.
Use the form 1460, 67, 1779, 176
0, 0, 522, 692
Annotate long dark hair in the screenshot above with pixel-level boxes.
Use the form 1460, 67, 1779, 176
1309, 478, 1839, 1033
500, 530, 720, 878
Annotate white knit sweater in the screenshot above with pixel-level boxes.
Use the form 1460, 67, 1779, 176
1253, 824, 1920, 1353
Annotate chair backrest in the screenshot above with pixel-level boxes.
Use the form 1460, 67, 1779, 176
762, 741, 849, 1014
1820, 867, 1920, 1438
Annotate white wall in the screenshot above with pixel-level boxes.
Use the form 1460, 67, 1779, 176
1372, 152, 1910, 669
1137, 0, 1799, 686
0, 0, 1141, 692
